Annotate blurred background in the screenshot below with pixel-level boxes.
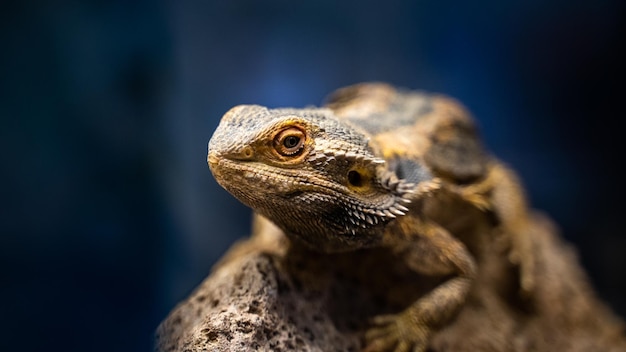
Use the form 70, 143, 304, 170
1, 0, 624, 351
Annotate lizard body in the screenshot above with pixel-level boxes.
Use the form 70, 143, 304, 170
207, 82, 535, 352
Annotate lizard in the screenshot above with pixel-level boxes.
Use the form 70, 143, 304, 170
207, 82, 536, 352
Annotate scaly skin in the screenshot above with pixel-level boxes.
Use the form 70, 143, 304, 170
207, 83, 534, 351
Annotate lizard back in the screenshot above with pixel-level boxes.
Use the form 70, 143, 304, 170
325, 83, 490, 184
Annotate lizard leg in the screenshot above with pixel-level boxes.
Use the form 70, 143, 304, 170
450, 162, 534, 295
364, 219, 477, 352
486, 164, 534, 295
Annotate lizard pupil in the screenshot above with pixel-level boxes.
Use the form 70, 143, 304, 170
284, 136, 300, 148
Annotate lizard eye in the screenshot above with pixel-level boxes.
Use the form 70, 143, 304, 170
274, 127, 306, 156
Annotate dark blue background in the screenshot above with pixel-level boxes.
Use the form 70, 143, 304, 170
1, 1, 624, 351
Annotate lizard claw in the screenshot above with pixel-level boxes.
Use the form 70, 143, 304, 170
508, 247, 535, 296
363, 314, 429, 352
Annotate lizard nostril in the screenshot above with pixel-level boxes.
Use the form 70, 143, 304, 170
242, 146, 254, 159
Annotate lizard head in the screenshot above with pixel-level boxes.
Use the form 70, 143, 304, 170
208, 105, 414, 253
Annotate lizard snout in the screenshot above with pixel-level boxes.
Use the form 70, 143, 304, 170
207, 151, 220, 168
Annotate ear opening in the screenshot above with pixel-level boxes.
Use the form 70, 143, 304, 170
347, 170, 363, 187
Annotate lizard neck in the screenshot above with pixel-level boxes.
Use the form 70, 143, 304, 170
256, 198, 389, 253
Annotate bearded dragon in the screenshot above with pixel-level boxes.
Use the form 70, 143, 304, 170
207, 82, 536, 352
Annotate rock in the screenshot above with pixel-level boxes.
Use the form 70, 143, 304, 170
156, 214, 626, 352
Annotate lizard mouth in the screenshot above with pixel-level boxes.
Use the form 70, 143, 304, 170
207, 152, 220, 169
210, 156, 343, 195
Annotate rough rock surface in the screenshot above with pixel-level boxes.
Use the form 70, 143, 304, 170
156, 214, 626, 352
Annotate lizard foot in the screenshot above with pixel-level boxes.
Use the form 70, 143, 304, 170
363, 313, 430, 352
